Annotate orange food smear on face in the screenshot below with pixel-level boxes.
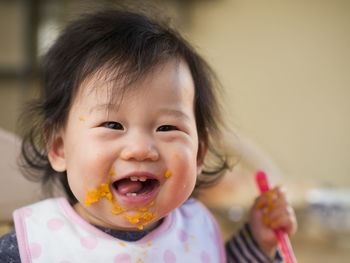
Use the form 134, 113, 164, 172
123, 200, 157, 229
84, 183, 156, 229
84, 183, 126, 214
123, 211, 157, 230
174, 153, 179, 158
84, 183, 112, 206
79, 117, 85, 121
164, 170, 172, 178
135, 200, 155, 212
108, 169, 116, 176
110, 201, 127, 214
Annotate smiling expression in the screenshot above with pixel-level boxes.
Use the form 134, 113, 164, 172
48, 59, 205, 231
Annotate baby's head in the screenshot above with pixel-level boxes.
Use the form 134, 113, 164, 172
21, 10, 230, 230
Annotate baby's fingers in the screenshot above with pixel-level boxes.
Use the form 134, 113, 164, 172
266, 205, 297, 235
255, 186, 286, 209
254, 194, 269, 209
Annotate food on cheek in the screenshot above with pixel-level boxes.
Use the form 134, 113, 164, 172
79, 117, 85, 121
84, 183, 126, 214
84, 183, 157, 229
84, 183, 112, 206
164, 170, 172, 178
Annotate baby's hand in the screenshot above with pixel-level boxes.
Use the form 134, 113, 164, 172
248, 186, 297, 259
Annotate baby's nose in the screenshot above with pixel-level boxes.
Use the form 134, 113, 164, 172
120, 135, 159, 161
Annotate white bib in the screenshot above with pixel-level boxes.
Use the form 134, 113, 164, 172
14, 198, 226, 263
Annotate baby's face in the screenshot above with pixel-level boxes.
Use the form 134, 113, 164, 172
53, 59, 202, 230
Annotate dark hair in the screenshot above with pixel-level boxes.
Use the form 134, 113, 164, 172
19, 9, 232, 203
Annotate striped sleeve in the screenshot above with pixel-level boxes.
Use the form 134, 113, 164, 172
225, 223, 283, 263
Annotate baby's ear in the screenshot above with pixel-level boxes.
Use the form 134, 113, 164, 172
197, 138, 208, 175
47, 133, 66, 172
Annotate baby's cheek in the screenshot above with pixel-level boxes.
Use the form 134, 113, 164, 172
170, 160, 197, 195
172, 146, 197, 167
174, 150, 197, 177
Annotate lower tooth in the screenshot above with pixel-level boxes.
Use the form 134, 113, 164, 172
126, 193, 137, 197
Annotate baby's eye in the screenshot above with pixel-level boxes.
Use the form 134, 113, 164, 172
156, 125, 179, 132
102, 122, 124, 130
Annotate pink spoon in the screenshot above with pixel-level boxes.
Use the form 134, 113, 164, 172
255, 171, 297, 263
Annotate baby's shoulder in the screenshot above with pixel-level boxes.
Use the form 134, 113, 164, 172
0, 229, 21, 262
0, 229, 17, 246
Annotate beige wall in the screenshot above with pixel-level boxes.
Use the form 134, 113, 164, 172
185, 0, 350, 187
0, 1, 24, 67
0, 1, 28, 133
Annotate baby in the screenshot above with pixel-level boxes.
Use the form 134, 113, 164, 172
0, 9, 296, 262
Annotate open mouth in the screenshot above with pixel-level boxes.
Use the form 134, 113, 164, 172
113, 176, 160, 197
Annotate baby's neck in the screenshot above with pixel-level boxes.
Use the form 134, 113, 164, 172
94, 224, 152, 241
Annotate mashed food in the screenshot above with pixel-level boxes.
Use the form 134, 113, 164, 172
84, 183, 156, 229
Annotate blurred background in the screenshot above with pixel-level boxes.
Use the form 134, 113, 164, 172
0, 0, 349, 262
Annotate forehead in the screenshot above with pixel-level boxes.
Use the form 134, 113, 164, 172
73, 59, 195, 110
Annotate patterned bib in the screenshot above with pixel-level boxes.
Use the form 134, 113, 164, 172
14, 198, 225, 263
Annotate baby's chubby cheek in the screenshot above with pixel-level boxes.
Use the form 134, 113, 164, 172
163, 155, 197, 199
176, 149, 198, 179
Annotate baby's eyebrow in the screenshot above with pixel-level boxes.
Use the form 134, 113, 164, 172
158, 108, 191, 121
89, 104, 191, 121
89, 103, 118, 114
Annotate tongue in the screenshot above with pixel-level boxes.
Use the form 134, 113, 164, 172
116, 179, 143, 195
